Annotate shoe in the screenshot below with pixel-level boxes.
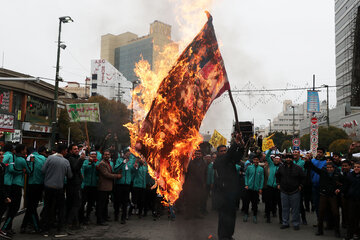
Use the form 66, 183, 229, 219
243, 214, 248, 222
302, 218, 308, 225
114, 215, 119, 221
120, 219, 126, 224
280, 225, 290, 229
54, 232, 68, 238
334, 230, 340, 238
253, 216, 257, 224
315, 230, 323, 236
0, 230, 11, 240
266, 217, 271, 223
294, 226, 300, 231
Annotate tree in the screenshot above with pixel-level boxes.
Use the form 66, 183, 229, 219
281, 140, 292, 152
300, 126, 348, 151
328, 139, 353, 154
57, 109, 85, 143
272, 131, 292, 149
86, 95, 131, 148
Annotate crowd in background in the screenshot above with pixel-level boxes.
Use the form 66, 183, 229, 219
0, 135, 359, 239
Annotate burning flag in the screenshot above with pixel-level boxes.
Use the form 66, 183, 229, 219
132, 12, 230, 204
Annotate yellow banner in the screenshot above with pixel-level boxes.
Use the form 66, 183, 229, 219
209, 130, 227, 149
262, 133, 275, 152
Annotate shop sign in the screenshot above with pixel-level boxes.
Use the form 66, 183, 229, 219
22, 122, 51, 133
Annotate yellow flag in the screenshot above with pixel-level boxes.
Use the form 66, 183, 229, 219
262, 133, 275, 152
209, 130, 227, 149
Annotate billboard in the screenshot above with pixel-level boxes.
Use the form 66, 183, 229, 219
307, 91, 320, 113
66, 103, 100, 123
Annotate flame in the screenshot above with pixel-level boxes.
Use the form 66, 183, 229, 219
125, 1, 219, 205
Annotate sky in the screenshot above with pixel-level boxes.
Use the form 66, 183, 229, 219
0, 0, 336, 139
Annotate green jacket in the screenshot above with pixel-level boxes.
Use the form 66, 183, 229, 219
133, 163, 148, 189
114, 154, 136, 185
82, 159, 100, 187
28, 152, 46, 185
10, 155, 33, 187
245, 164, 264, 191
293, 158, 305, 171
3, 151, 14, 186
96, 151, 102, 162
265, 151, 280, 188
207, 162, 214, 185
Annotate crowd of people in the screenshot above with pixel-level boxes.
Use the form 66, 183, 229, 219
0, 136, 359, 240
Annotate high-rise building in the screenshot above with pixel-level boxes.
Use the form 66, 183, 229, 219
100, 20, 178, 83
335, 0, 360, 106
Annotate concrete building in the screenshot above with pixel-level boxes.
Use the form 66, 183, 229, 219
100, 20, 178, 83
335, 0, 360, 106
63, 79, 90, 99
90, 59, 132, 105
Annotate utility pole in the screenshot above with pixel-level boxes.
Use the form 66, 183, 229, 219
291, 106, 295, 137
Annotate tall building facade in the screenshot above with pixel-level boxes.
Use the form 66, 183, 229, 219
335, 0, 360, 106
100, 20, 177, 83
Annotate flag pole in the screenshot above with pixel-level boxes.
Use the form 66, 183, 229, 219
228, 89, 240, 132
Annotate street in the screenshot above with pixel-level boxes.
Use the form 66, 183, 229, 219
10, 203, 338, 240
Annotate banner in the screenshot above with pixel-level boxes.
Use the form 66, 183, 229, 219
66, 103, 100, 122
262, 133, 275, 152
307, 91, 320, 113
209, 130, 227, 148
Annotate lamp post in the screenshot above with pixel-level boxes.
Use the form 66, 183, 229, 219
50, 16, 73, 150
291, 106, 295, 137
267, 119, 271, 135
322, 84, 330, 128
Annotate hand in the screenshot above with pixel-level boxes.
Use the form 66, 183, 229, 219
30, 156, 35, 162
335, 189, 340, 195
259, 189, 262, 194
4, 197, 11, 203
270, 146, 276, 151
105, 133, 111, 140
80, 153, 86, 160
116, 174, 122, 179
298, 186, 302, 191
277, 185, 280, 190
245, 186, 249, 190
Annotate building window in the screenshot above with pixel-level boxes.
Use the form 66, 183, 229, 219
92, 83, 97, 89
92, 74, 97, 80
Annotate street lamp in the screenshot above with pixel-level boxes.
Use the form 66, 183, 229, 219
321, 84, 330, 128
50, 16, 73, 150
267, 119, 271, 135
291, 106, 295, 137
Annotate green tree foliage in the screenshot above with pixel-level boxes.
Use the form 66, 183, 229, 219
281, 140, 292, 152
328, 139, 353, 154
87, 95, 131, 148
272, 131, 292, 149
57, 108, 84, 143
299, 126, 348, 151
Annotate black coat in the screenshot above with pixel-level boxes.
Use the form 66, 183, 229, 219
276, 162, 305, 194
344, 171, 360, 200
66, 154, 85, 187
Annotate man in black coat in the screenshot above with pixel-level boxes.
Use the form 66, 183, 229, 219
213, 132, 244, 240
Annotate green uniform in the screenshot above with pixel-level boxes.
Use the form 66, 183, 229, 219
28, 152, 46, 185
245, 164, 264, 191
265, 151, 280, 188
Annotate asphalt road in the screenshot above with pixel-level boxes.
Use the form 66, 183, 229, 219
8, 201, 341, 240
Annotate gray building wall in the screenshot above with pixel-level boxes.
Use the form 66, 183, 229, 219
335, 0, 360, 105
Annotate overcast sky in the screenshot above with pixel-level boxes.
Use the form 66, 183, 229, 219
0, 0, 336, 139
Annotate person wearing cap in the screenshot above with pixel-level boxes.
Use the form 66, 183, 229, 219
264, 147, 282, 224
305, 159, 343, 237
276, 153, 305, 230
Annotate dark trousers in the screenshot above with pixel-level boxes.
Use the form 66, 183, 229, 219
243, 190, 259, 216
0, 185, 11, 226
318, 195, 339, 231
96, 191, 110, 224
21, 184, 43, 231
303, 185, 312, 211
300, 190, 307, 221
132, 187, 145, 216
218, 191, 237, 240
347, 199, 360, 238
113, 184, 130, 220
41, 187, 65, 232
312, 185, 320, 217
65, 185, 82, 225
341, 196, 348, 228
265, 187, 282, 221
2, 185, 22, 231
80, 186, 97, 220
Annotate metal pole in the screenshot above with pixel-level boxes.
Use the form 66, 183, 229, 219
50, 19, 62, 150
292, 106, 295, 137
326, 85, 329, 127
67, 127, 71, 147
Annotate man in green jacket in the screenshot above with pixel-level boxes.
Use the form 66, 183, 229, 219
2, 144, 14, 198
243, 155, 264, 223
131, 158, 148, 219
2, 144, 33, 234
81, 151, 99, 224
293, 150, 307, 225
113, 150, 135, 224
264, 148, 282, 223
21, 146, 47, 233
